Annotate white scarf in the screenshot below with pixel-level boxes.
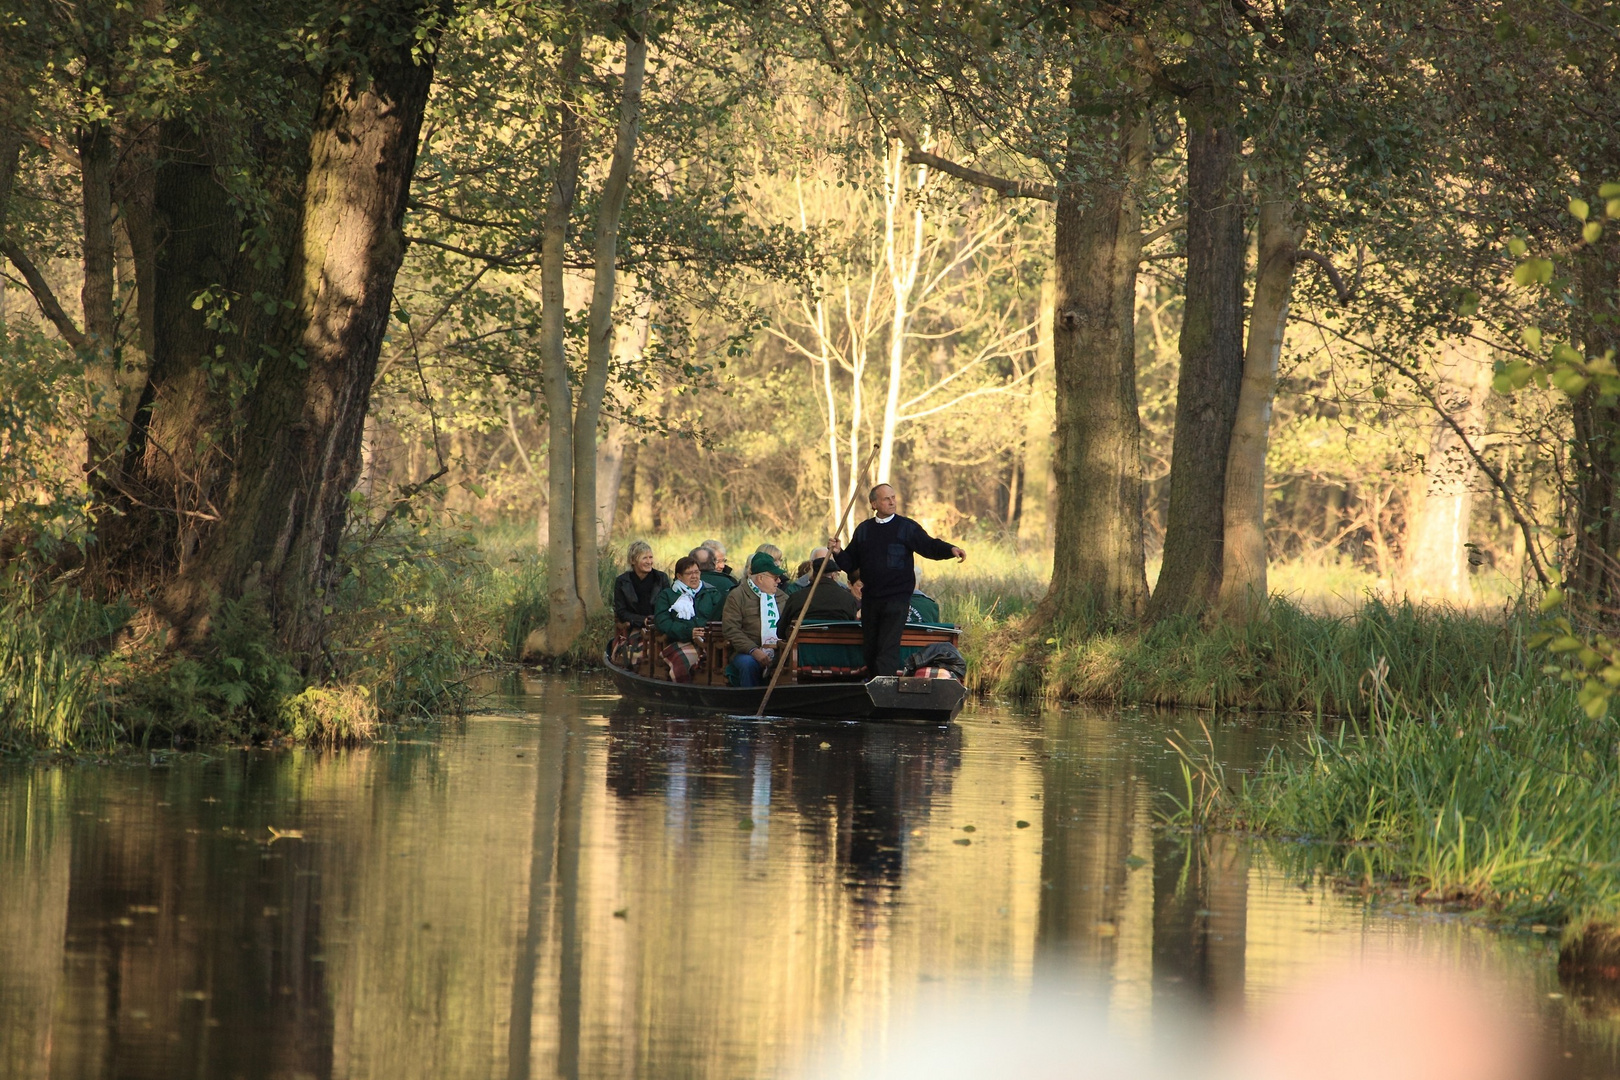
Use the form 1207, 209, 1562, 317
748, 577, 780, 644
670, 580, 702, 620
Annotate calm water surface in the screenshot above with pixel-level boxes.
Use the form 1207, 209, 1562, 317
3, 673, 1619, 1079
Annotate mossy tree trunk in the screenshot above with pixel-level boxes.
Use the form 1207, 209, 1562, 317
1147, 105, 1247, 622
1039, 117, 1151, 626
165, 2, 446, 662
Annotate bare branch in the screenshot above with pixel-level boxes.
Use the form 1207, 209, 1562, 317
21, 128, 80, 170
889, 125, 1055, 202
1297, 247, 1364, 304
1141, 216, 1186, 249
1, 240, 87, 349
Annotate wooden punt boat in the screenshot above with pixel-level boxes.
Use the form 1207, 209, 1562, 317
603, 620, 967, 725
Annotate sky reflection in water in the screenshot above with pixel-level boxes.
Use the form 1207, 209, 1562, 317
0, 672, 1615, 1079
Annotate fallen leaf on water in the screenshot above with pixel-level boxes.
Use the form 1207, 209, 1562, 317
818, 741, 831, 750
738, 818, 755, 830
267, 827, 304, 843
953, 838, 972, 846
1015, 820, 1031, 829
613, 908, 628, 919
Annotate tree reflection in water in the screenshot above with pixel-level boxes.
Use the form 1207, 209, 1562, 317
0, 676, 1614, 1079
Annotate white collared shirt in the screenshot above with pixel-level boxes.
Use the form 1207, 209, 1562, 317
874, 514, 896, 524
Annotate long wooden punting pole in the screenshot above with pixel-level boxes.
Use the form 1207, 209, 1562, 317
755, 471, 869, 718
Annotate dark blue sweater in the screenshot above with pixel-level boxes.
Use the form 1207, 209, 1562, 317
833, 514, 956, 602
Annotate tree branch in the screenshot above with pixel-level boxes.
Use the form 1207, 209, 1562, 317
889, 125, 1055, 202
1296, 314, 1549, 586
1, 240, 87, 349
1142, 216, 1186, 248
1297, 247, 1364, 304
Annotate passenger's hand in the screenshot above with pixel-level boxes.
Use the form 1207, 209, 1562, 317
750, 647, 771, 664
950, 545, 966, 562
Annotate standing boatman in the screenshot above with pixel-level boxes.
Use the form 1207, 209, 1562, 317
828, 483, 966, 678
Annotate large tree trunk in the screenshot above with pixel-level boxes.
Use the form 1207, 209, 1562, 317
1039, 118, 1151, 625
1406, 342, 1493, 603
563, 28, 647, 633
103, 123, 301, 584
166, 3, 444, 660
1147, 107, 1246, 622
1217, 195, 1300, 621
1017, 268, 1057, 549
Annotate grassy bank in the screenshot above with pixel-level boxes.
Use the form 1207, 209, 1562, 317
0, 522, 1530, 752
1214, 667, 1620, 947
966, 595, 1526, 718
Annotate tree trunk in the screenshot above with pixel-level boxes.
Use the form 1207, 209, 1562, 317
1406, 342, 1492, 603
535, 36, 588, 655
877, 138, 924, 485
1217, 195, 1300, 621
564, 27, 646, 634
79, 121, 119, 468
1570, 243, 1620, 609
1147, 107, 1247, 622
1017, 268, 1057, 549
595, 304, 650, 546
1039, 118, 1151, 625
167, 2, 444, 659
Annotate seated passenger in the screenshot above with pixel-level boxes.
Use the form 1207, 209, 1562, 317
848, 571, 863, 619
691, 545, 736, 598
721, 552, 790, 687
784, 560, 814, 596
908, 567, 942, 624
654, 557, 727, 682
785, 547, 830, 594
782, 558, 858, 627
700, 539, 736, 582
612, 540, 670, 629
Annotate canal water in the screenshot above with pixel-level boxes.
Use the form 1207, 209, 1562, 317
2, 673, 1618, 1079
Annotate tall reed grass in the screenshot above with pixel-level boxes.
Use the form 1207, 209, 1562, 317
0, 572, 120, 752
1233, 666, 1620, 932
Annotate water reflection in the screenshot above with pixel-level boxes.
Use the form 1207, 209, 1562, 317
0, 674, 1614, 1079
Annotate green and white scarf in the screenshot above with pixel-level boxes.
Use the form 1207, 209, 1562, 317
669, 580, 702, 620
748, 577, 780, 644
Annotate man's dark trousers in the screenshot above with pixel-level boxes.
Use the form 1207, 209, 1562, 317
863, 596, 910, 677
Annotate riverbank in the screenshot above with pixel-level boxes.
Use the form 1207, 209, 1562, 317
0, 525, 1528, 750
1216, 666, 1620, 965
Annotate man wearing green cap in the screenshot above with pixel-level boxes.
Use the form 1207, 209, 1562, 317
720, 552, 791, 686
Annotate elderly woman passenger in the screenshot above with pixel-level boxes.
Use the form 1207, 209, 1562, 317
612, 540, 670, 629
654, 556, 727, 682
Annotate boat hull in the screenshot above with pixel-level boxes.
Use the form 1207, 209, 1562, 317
603, 654, 965, 725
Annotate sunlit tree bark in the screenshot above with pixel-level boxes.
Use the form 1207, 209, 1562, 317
168, 1, 447, 657
1217, 194, 1300, 621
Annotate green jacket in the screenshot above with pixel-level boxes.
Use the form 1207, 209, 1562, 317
652, 583, 728, 643
907, 590, 942, 624
700, 569, 736, 599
